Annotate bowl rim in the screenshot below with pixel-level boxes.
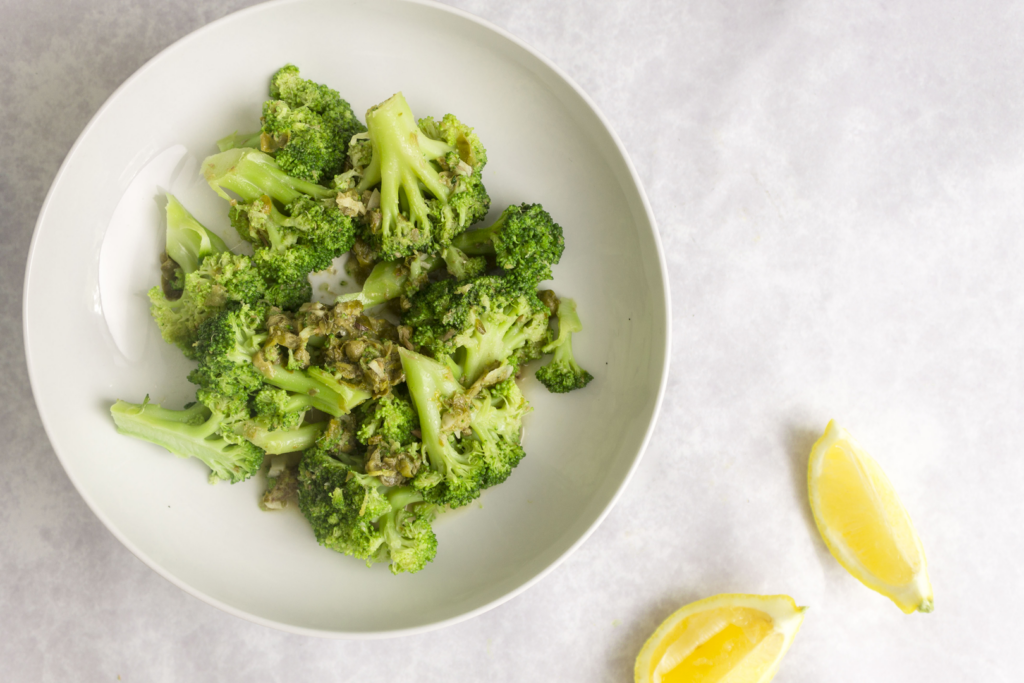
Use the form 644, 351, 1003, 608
23, 0, 672, 639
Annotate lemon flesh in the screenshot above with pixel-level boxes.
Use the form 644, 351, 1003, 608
808, 421, 933, 614
635, 594, 805, 683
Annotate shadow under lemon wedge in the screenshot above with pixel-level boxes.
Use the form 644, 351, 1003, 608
807, 420, 933, 614
634, 594, 806, 683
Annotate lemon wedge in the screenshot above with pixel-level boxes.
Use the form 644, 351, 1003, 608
807, 420, 933, 614
634, 593, 806, 683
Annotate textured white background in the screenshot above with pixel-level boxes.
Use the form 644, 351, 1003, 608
4, 0, 1022, 680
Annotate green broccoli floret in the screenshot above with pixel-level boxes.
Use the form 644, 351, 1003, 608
298, 444, 391, 565
298, 434, 437, 573
353, 93, 489, 260
204, 147, 354, 307
398, 347, 530, 508
148, 196, 266, 358
403, 275, 551, 386
252, 386, 317, 431
264, 65, 365, 183
378, 487, 437, 574
189, 304, 372, 417
451, 203, 564, 287
110, 398, 263, 484
536, 297, 593, 393
356, 392, 419, 446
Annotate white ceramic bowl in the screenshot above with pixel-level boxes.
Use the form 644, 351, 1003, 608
24, 0, 669, 637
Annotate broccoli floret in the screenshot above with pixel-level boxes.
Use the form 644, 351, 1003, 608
149, 197, 266, 358
536, 298, 593, 393
189, 304, 372, 417
356, 392, 419, 446
264, 65, 365, 183
353, 93, 489, 259
298, 434, 437, 573
403, 275, 551, 386
398, 347, 530, 508
379, 487, 437, 574
110, 398, 263, 484
205, 148, 354, 302
452, 203, 564, 288
253, 386, 314, 431
298, 445, 391, 565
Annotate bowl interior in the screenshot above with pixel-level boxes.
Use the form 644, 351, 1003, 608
24, 0, 668, 636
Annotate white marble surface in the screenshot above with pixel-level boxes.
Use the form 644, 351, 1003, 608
3, 0, 1021, 680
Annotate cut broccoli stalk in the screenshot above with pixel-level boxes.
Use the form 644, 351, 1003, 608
337, 254, 444, 308
203, 148, 335, 206
241, 420, 326, 455
164, 194, 229, 276
536, 298, 593, 393
216, 130, 262, 152
257, 364, 371, 417
110, 399, 263, 484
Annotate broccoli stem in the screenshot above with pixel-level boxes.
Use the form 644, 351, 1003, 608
337, 255, 443, 308
397, 348, 472, 478
257, 364, 371, 416
165, 194, 229, 275
357, 93, 452, 235
451, 213, 502, 255
216, 130, 263, 153
242, 420, 326, 455
204, 148, 335, 205
110, 399, 262, 483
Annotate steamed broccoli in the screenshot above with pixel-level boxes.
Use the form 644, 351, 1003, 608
220, 65, 366, 184
403, 275, 551, 386
536, 297, 593, 393
189, 303, 372, 418
451, 203, 564, 288
399, 347, 529, 508
110, 398, 264, 484
336, 252, 442, 309
148, 195, 266, 357
356, 392, 419, 446
353, 93, 489, 259
298, 430, 437, 574
204, 147, 355, 303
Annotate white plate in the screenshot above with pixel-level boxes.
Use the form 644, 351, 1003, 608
23, 0, 669, 637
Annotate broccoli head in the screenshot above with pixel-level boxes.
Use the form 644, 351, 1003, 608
398, 347, 530, 509
353, 93, 489, 260
218, 65, 366, 184
536, 297, 593, 393
298, 433, 437, 573
452, 203, 564, 288
403, 275, 552, 386
356, 392, 419, 446
110, 398, 264, 484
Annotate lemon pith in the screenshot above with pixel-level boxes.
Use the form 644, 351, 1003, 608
807, 421, 933, 614
635, 594, 805, 683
